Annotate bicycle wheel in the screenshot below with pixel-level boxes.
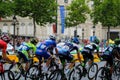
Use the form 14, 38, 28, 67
95, 67, 108, 80
68, 66, 82, 80
116, 75, 120, 80
88, 63, 98, 79
113, 61, 120, 76
48, 69, 62, 80
9, 63, 22, 80
25, 65, 40, 80
0, 70, 15, 80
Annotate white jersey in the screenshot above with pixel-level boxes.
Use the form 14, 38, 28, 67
57, 42, 65, 48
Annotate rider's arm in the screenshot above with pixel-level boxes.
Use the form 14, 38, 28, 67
96, 46, 101, 60
71, 46, 81, 62
55, 47, 58, 55
2, 47, 13, 62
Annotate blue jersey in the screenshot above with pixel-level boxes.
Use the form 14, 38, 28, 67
36, 39, 56, 50
103, 46, 114, 55
44, 39, 56, 48
36, 42, 46, 50
35, 39, 57, 57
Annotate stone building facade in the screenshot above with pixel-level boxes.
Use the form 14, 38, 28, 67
0, 0, 120, 41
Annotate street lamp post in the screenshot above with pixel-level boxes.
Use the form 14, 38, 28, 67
12, 15, 17, 49
17, 26, 19, 41
82, 28, 84, 40
93, 26, 95, 36
119, 32, 120, 38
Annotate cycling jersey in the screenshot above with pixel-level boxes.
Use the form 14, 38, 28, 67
18, 42, 36, 62
44, 39, 56, 47
103, 46, 114, 55
0, 40, 7, 54
81, 43, 99, 64
35, 39, 57, 60
57, 42, 79, 61
82, 43, 99, 54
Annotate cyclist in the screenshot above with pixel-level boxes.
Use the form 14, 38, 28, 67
101, 40, 120, 80
114, 39, 120, 56
81, 38, 100, 69
57, 41, 80, 69
0, 33, 12, 61
35, 35, 58, 70
17, 38, 38, 71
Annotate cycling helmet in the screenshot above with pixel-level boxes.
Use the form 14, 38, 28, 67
114, 39, 120, 45
49, 35, 56, 41
1, 33, 10, 43
30, 38, 38, 45
93, 38, 100, 44
71, 37, 80, 44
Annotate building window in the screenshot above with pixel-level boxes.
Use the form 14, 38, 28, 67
28, 23, 33, 26
64, 0, 68, 3
3, 23, 8, 26
21, 23, 25, 26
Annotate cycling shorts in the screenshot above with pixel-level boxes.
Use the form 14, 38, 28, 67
35, 49, 50, 60
18, 52, 29, 63
81, 51, 94, 63
58, 48, 73, 62
101, 54, 113, 67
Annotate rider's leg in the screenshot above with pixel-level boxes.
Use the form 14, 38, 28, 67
81, 51, 88, 68
18, 52, 29, 71
88, 54, 94, 67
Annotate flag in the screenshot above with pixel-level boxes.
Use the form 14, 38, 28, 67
0, 17, 2, 21
60, 6, 65, 34
53, 23, 57, 33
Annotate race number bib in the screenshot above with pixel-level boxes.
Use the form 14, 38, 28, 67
63, 45, 69, 50
18, 45, 28, 50
40, 44, 46, 49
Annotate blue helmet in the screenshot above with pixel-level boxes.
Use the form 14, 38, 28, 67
71, 37, 79, 44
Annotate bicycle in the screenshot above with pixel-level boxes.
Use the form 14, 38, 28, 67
68, 52, 99, 80
49, 55, 80, 80
112, 59, 120, 80
95, 59, 120, 80
68, 60, 98, 80
95, 47, 120, 80
25, 54, 59, 80
0, 58, 15, 80
9, 54, 34, 80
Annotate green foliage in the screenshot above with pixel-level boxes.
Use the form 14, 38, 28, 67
0, 0, 13, 18
12, 0, 32, 17
0, 0, 57, 26
66, 0, 90, 27
13, 0, 57, 26
91, 0, 120, 27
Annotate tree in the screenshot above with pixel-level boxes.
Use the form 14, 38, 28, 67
66, 0, 90, 27
91, 0, 120, 40
12, 0, 57, 37
0, 0, 13, 18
